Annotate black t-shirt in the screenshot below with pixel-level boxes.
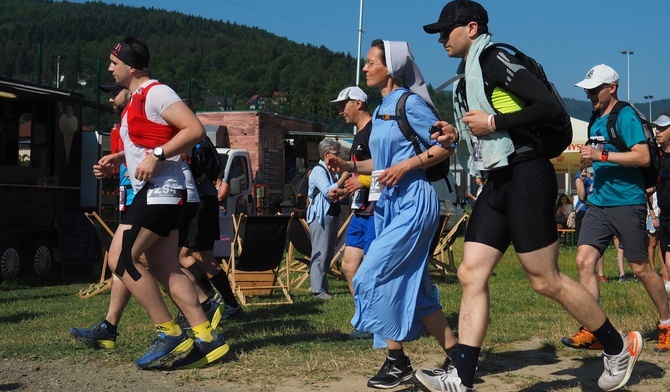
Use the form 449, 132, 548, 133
351, 120, 372, 162
350, 120, 373, 214
657, 151, 670, 215
475, 47, 562, 162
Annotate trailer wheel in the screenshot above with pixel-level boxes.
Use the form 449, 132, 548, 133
0, 242, 21, 280
29, 241, 52, 277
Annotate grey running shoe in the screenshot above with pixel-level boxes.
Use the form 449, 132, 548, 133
598, 331, 643, 391
414, 365, 474, 392
222, 304, 245, 320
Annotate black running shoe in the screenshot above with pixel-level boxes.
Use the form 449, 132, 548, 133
367, 356, 413, 389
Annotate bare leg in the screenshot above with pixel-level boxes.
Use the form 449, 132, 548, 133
614, 237, 626, 278
105, 276, 132, 326
517, 241, 607, 332
456, 242, 503, 347
107, 225, 207, 327
342, 246, 364, 296
596, 255, 605, 278
576, 244, 602, 300
421, 309, 458, 350
628, 257, 670, 320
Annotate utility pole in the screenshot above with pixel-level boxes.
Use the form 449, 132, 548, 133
644, 95, 654, 120
54, 54, 66, 89
620, 50, 633, 102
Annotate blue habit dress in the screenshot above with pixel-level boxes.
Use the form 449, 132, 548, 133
352, 87, 442, 348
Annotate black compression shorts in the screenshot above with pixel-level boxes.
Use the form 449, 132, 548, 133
465, 157, 558, 253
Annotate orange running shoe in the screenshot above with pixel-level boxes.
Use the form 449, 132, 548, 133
655, 323, 670, 353
597, 275, 609, 283
561, 326, 604, 350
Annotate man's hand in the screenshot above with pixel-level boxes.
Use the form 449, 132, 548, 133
461, 110, 495, 136
93, 152, 124, 179
135, 152, 160, 182
430, 121, 458, 147
344, 177, 364, 193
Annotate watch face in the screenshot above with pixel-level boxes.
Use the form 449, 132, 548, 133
153, 147, 164, 160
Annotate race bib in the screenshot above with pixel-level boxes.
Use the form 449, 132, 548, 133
146, 182, 186, 205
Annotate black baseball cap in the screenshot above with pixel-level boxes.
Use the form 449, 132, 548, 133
423, 0, 489, 34
99, 83, 124, 95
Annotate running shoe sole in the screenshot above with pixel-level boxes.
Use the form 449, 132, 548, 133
136, 338, 194, 370
173, 343, 230, 370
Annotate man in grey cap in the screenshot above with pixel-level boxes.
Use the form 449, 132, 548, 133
418, 2, 643, 391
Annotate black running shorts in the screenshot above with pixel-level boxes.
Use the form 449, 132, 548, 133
465, 157, 558, 253
120, 185, 183, 237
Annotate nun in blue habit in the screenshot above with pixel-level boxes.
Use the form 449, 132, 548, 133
326, 39, 459, 388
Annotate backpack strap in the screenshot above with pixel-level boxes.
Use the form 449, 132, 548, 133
605, 101, 629, 153
375, 92, 453, 192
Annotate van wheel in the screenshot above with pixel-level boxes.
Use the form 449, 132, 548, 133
29, 240, 52, 277
0, 242, 21, 280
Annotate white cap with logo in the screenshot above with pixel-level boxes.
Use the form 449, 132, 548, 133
329, 86, 367, 106
575, 64, 619, 89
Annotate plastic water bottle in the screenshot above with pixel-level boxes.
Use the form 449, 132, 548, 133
194, 143, 203, 163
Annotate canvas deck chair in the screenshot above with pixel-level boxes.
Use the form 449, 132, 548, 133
77, 212, 114, 298
221, 214, 293, 306
431, 214, 468, 274
285, 212, 352, 292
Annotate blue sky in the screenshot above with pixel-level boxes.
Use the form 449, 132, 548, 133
67, 0, 669, 103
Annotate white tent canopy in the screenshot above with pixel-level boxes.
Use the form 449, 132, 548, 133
551, 117, 589, 194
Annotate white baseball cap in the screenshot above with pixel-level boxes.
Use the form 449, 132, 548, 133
328, 86, 367, 106
653, 114, 670, 127
575, 64, 619, 89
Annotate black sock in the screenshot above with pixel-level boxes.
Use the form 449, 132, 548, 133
187, 264, 215, 297
592, 318, 624, 356
210, 270, 239, 307
455, 344, 480, 389
388, 348, 405, 361
444, 343, 459, 368
102, 319, 117, 334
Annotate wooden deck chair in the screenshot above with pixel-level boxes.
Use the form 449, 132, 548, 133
221, 214, 293, 306
77, 212, 114, 298
428, 214, 451, 276
286, 212, 353, 292
285, 215, 312, 291
328, 212, 353, 278
431, 214, 468, 273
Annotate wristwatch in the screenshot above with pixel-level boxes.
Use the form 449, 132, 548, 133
600, 150, 609, 162
153, 146, 166, 161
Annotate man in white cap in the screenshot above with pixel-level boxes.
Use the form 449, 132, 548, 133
653, 111, 670, 294
327, 87, 375, 340
561, 64, 670, 358
418, 2, 643, 391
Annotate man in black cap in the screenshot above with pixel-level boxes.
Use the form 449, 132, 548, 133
416, 1, 642, 391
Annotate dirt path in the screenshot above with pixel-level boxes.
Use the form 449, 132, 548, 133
1, 339, 668, 391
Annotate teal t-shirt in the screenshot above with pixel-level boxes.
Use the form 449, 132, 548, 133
589, 105, 646, 207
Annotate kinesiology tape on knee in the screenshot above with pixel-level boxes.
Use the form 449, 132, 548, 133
116, 225, 143, 281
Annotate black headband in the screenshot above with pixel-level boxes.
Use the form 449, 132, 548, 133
111, 41, 149, 70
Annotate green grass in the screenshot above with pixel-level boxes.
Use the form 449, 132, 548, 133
0, 240, 665, 389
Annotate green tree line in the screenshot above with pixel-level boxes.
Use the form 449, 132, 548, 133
0, 0, 456, 132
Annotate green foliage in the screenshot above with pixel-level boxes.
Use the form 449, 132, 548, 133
0, 0, 387, 132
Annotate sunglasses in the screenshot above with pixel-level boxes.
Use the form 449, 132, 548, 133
439, 24, 465, 40
584, 84, 610, 96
